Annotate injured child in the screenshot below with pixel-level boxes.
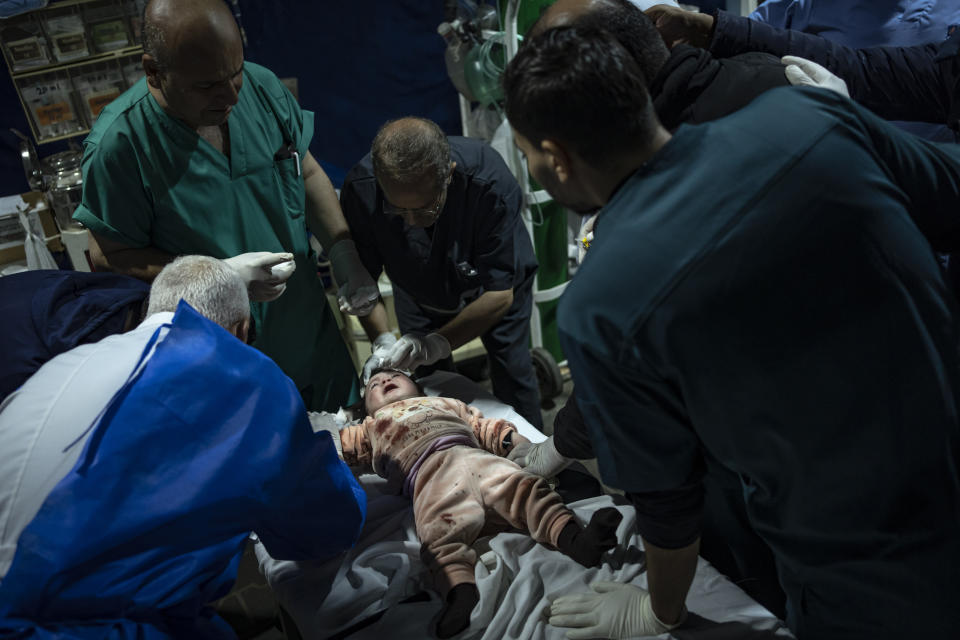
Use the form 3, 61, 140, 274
338, 369, 623, 638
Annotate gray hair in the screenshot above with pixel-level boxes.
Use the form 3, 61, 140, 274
371, 117, 451, 190
141, 0, 171, 72
147, 255, 249, 329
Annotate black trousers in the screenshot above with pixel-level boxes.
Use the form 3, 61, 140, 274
393, 282, 543, 430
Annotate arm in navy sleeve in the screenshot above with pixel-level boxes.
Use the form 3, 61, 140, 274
561, 318, 705, 547
552, 392, 596, 459
339, 177, 385, 281
710, 10, 955, 126
836, 90, 960, 250
628, 483, 704, 549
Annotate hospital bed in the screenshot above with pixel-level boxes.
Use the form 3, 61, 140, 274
255, 372, 795, 639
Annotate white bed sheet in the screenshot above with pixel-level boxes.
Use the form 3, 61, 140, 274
256, 372, 794, 640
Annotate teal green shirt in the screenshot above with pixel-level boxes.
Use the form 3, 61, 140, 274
560, 87, 960, 635
74, 61, 359, 411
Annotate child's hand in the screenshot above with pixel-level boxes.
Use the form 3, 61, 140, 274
507, 435, 572, 477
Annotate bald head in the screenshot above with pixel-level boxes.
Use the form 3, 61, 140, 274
143, 0, 241, 72
530, 0, 669, 84
532, 0, 600, 35
371, 117, 451, 191
141, 0, 244, 129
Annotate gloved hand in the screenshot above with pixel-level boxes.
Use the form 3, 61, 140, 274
223, 252, 296, 302
782, 55, 850, 98
547, 582, 686, 639
328, 239, 380, 316
308, 409, 347, 458
381, 333, 451, 371
362, 331, 398, 383
507, 435, 572, 477
644, 4, 716, 49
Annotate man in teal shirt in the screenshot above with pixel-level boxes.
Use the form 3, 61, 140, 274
74, 0, 376, 410
505, 26, 960, 639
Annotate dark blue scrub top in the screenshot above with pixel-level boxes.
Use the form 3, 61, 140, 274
340, 137, 537, 313
560, 87, 960, 632
0, 270, 149, 402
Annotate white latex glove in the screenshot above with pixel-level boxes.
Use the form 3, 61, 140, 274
308, 410, 347, 458
547, 582, 685, 639
381, 333, 451, 371
327, 239, 380, 316
507, 435, 572, 477
362, 331, 398, 383
782, 55, 850, 98
223, 252, 296, 302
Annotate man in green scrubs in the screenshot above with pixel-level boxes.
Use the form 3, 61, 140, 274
74, 0, 374, 410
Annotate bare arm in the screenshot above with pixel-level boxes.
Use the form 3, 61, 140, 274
88, 231, 174, 282
358, 300, 391, 341
302, 151, 351, 250
435, 288, 514, 350
643, 537, 699, 625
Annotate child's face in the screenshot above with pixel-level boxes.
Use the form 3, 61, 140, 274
365, 370, 421, 414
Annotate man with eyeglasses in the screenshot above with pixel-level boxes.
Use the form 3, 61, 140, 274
340, 117, 543, 429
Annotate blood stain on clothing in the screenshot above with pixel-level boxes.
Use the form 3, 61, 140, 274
389, 424, 410, 443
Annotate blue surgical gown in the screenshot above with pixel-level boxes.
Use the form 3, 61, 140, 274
0, 301, 366, 638
750, 0, 960, 47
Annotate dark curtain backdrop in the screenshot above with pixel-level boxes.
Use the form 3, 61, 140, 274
0, 0, 461, 193
0, 0, 728, 195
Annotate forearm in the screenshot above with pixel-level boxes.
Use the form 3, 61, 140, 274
711, 10, 834, 60
436, 289, 513, 350
89, 232, 174, 282
710, 11, 949, 123
359, 301, 391, 341
643, 537, 699, 625
302, 151, 351, 250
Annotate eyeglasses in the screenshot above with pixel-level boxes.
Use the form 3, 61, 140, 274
382, 173, 453, 222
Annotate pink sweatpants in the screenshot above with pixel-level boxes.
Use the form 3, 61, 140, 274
412, 445, 574, 596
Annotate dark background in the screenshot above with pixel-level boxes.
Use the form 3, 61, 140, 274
0, 0, 728, 195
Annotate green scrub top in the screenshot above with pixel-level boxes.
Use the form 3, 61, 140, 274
74, 62, 360, 411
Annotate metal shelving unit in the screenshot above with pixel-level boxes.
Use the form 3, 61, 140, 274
1, 0, 146, 144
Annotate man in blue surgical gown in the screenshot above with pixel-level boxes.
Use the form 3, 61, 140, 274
0, 256, 365, 639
